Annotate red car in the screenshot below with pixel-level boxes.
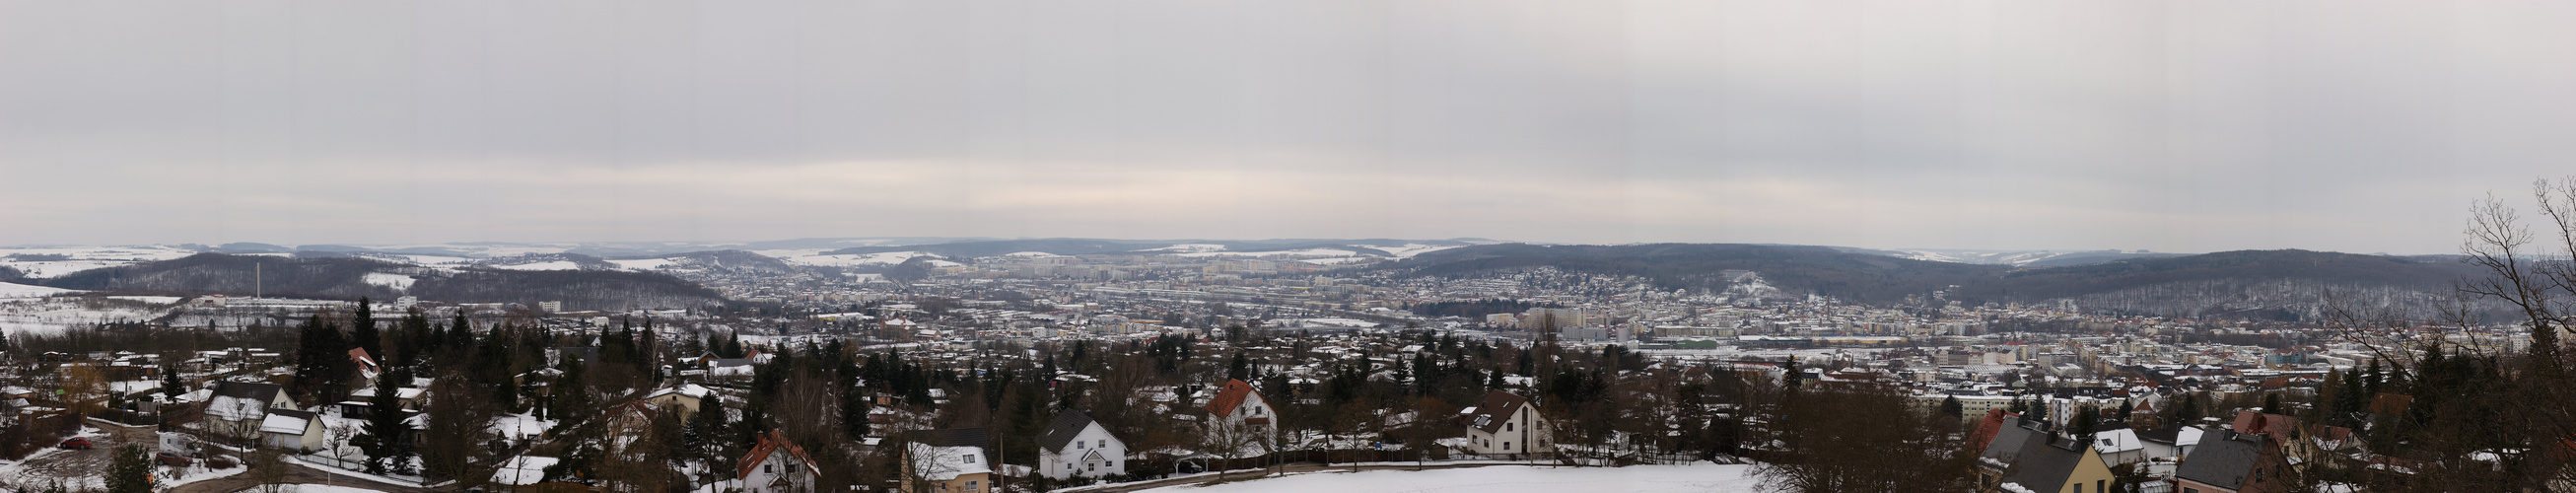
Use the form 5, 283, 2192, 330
156, 451, 191, 466
57, 438, 91, 450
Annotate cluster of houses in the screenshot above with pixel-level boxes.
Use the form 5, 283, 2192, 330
1971, 405, 2386, 493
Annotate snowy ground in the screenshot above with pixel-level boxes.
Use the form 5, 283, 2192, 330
0, 296, 174, 334
241, 484, 387, 493
1130, 463, 1762, 493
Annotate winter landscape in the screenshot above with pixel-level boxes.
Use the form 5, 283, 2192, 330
11, 1, 2576, 493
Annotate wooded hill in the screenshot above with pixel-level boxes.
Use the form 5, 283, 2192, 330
1382, 244, 2496, 320
34, 253, 728, 311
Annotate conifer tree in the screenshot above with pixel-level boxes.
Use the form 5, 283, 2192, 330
361, 375, 409, 474
352, 297, 382, 364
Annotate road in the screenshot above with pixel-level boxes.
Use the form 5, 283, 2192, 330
165, 460, 439, 493
1067, 461, 1527, 493
7, 418, 159, 490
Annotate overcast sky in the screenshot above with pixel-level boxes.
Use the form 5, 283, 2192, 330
4, 0, 2572, 253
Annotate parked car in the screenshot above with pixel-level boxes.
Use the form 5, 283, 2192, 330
156, 451, 191, 466
57, 438, 91, 450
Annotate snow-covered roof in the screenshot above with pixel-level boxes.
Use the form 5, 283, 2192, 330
260, 412, 312, 435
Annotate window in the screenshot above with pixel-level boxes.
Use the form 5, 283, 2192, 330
766, 464, 775, 474
967, 480, 979, 491
2074, 484, 2083, 493
1077, 442, 1084, 449
2185, 488, 2199, 493
964, 455, 978, 463
1505, 423, 1513, 431
1098, 440, 1107, 448
2097, 480, 2105, 493
1503, 442, 1511, 451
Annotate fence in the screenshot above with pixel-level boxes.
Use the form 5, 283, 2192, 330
294, 453, 431, 484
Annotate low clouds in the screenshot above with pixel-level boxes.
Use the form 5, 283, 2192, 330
3, 0, 2571, 253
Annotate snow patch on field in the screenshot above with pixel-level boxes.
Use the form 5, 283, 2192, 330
1141, 244, 1228, 253
0, 282, 76, 299
1177, 248, 1358, 258
106, 296, 181, 305
490, 261, 580, 271
1130, 463, 1761, 493
1371, 244, 1466, 258
364, 272, 418, 290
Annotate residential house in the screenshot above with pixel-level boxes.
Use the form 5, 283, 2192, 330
643, 384, 711, 422
1456, 389, 1553, 457
1202, 379, 1276, 437
1036, 410, 1125, 480
2173, 431, 2292, 493
2089, 422, 2148, 465
1976, 415, 2119, 493
902, 428, 992, 493
203, 381, 296, 445
260, 408, 324, 453
737, 430, 820, 493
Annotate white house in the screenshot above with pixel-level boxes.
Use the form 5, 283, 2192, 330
2091, 425, 2148, 464
1202, 379, 1276, 435
260, 408, 324, 453
736, 430, 819, 493
204, 381, 296, 444
1036, 409, 1126, 480
1457, 389, 1552, 456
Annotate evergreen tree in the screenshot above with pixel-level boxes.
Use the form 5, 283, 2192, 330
352, 297, 382, 364
2008, 394, 2029, 415
1940, 395, 1964, 418
2073, 406, 2099, 448
104, 445, 154, 493
161, 368, 183, 400
2263, 392, 2283, 415
293, 315, 353, 403
361, 375, 409, 474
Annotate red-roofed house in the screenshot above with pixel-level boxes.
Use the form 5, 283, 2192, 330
738, 430, 819, 493
1204, 379, 1275, 434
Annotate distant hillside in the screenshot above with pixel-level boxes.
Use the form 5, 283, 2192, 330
819, 238, 1470, 259
1384, 244, 2012, 306
631, 249, 801, 276
1947, 249, 2490, 319
1388, 245, 2499, 320
35, 253, 726, 311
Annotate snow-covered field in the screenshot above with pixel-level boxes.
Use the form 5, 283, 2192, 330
1177, 248, 1358, 258
0, 282, 76, 299
1131, 463, 1762, 493
0, 246, 200, 277
0, 297, 173, 334
1369, 244, 1467, 258
246, 483, 387, 493
490, 260, 581, 271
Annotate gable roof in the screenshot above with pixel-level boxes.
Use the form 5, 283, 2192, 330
1038, 409, 1104, 453
212, 381, 284, 402
1204, 380, 1262, 418
1974, 415, 2100, 493
2176, 431, 2269, 490
261, 408, 318, 435
1460, 389, 1535, 435
735, 430, 819, 479
1969, 409, 2019, 453
907, 427, 991, 449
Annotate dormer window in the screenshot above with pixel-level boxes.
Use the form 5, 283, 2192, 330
964, 454, 978, 463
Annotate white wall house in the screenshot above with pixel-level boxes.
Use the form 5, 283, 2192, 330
1458, 390, 1552, 456
736, 431, 819, 493
1036, 410, 1126, 480
1203, 379, 1276, 435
